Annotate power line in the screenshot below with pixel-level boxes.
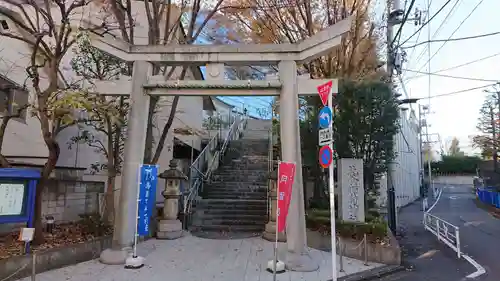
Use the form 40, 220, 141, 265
436, 52, 500, 73
404, 52, 500, 81
415, 83, 496, 99
397, 0, 453, 47
415, 0, 484, 73
409, 0, 462, 69
402, 30, 500, 49
405, 19, 425, 66
430, 0, 462, 39
403, 69, 500, 82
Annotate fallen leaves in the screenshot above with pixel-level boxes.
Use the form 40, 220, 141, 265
0, 222, 113, 260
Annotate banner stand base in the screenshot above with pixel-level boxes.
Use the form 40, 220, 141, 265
266, 260, 286, 274
124, 255, 144, 269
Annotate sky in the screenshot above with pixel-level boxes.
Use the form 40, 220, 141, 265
396, 0, 499, 156
191, 0, 499, 155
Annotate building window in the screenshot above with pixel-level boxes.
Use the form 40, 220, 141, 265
0, 20, 8, 30
0, 87, 28, 122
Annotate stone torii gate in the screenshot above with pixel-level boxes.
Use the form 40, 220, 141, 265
90, 17, 351, 271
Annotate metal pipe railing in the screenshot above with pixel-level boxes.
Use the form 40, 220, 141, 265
183, 114, 246, 229
423, 212, 461, 258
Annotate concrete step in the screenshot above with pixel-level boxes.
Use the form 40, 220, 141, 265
204, 186, 268, 193
190, 224, 265, 233
219, 163, 269, 170
195, 218, 267, 226
203, 192, 267, 200
210, 172, 269, 183
205, 182, 268, 189
197, 198, 267, 205
215, 168, 269, 174
198, 213, 268, 221
202, 209, 267, 216
196, 199, 267, 210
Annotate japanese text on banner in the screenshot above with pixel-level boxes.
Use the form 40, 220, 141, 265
137, 165, 158, 236
277, 161, 296, 233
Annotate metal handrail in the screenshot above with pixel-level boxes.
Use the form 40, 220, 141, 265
266, 127, 274, 220
183, 113, 247, 229
423, 212, 461, 258
182, 132, 219, 226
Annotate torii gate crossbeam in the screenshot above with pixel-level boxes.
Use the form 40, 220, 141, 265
91, 17, 351, 272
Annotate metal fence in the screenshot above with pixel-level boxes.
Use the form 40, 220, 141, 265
423, 212, 461, 258
477, 187, 500, 208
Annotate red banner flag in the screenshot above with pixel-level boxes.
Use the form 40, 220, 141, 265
277, 161, 296, 233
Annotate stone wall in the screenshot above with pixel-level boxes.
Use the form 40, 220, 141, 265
41, 179, 105, 223
0, 179, 104, 234
434, 175, 474, 186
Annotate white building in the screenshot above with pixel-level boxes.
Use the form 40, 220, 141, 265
0, 2, 223, 222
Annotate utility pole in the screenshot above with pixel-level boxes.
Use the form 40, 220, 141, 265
425, 0, 434, 198
489, 105, 497, 171
387, 0, 422, 232
418, 105, 424, 197
386, 0, 404, 234
420, 105, 433, 197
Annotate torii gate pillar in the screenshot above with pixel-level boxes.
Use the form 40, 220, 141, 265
91, 17, 351, 271
278, 60, 313, 270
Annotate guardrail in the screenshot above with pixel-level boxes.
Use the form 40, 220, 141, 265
477, 187, 500, 208
423, 212, 461, 258
422, 187, 461, 259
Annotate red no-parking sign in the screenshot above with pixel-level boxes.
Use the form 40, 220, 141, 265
319, 146, 333, 168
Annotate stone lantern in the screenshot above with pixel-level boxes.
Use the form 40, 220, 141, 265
262, 164, 286, 242
157, 159, 187, 239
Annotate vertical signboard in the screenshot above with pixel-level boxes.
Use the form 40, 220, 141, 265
276, 161, 296, 233
137, 164, 158, 236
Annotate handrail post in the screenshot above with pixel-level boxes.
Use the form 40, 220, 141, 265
455, 226, 461, 258
436, 219, 440, 241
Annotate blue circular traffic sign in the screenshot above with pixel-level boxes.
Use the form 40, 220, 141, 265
318, 107, 332, 129
319, 146, 333, 168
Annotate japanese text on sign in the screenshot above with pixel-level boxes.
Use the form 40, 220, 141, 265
137, 165, 158, 236
318, 128, 332, 146
0, 183, 26, 216
277, 161, 296, 233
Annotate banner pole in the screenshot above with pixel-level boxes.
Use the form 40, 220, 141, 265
273, 161, 281, 281
328, 88, 338, 281
125, 164, 145, 269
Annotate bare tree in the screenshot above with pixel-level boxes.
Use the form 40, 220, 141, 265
0, 0, 110, 244
69, 32, 129, 224
103, 0, 228, 164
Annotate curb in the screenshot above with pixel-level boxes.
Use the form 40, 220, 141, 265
473, 198, 500, 219
326, 264, 406, 281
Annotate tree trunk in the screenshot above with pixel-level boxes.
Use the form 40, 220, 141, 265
33, 144, 59, 245
143, 97, 158, 164
33, 112, 60, 245
103, 174, 116, 224
33, 177, 46, 245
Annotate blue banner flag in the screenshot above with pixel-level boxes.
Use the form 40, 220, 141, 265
137, 164, 158, 236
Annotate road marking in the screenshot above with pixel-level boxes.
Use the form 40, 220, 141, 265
462, 254, 486, 279
427, 188, 443, 213
449, 196, 459, 200
463, 221, 484, 227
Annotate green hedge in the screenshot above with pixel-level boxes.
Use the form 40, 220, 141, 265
431, 155, 481, 175
306, 209, 387, 241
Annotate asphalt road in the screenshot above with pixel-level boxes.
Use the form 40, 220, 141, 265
429, 183, 500, 281
375, 196, 474, 281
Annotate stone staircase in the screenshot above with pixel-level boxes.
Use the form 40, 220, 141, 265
190, 119, 272, 238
